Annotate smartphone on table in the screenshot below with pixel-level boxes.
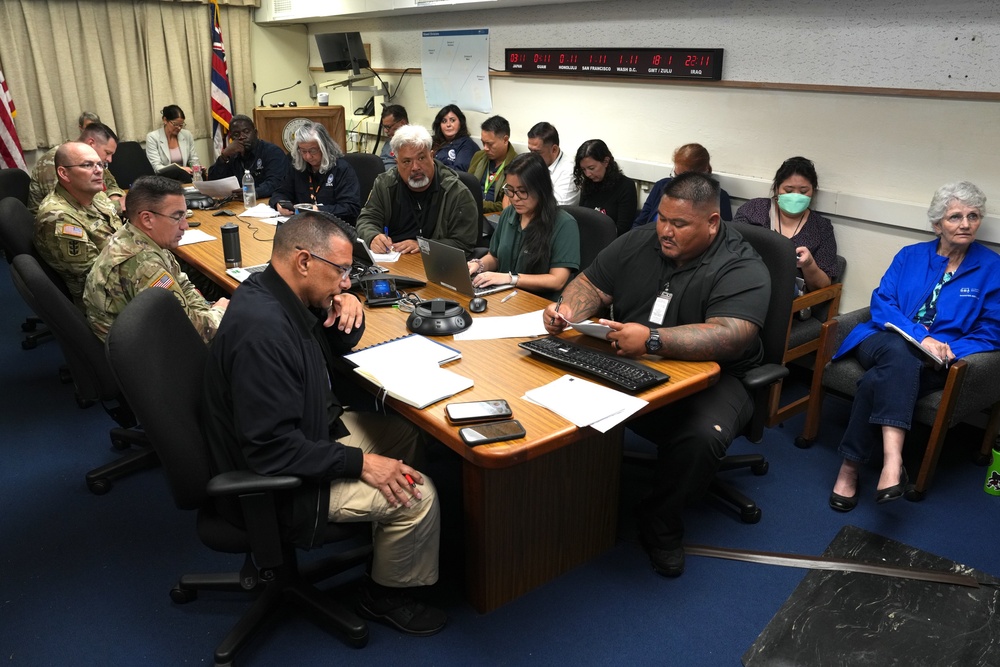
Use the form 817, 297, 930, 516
459, 419, 526, 446
446, 399, 513, 424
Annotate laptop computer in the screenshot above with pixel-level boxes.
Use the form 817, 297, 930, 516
417, 237, 513, 298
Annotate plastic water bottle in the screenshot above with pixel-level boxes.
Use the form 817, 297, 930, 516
242, 169, 256, 208
191, 157, 202, 183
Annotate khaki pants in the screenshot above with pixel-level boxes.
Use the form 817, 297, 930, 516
330, 411, 440, 588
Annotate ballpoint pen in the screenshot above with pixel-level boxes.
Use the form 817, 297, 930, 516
383, 226, 394, 252
501, 290, 517, 303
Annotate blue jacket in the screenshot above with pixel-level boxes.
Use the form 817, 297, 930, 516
836, 239, 1000, 361
434, 136, 478, 172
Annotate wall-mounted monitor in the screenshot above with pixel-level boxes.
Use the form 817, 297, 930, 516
316, 32, 369, 75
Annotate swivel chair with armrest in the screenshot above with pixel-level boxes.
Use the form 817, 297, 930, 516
9, 254, 155, 493
340, 152, 385, 205
796, 307, 1000, 500
0, 168, 30, 205
106, 141, 154, 189
0, 196, 59, 349
456, 169, 488, 247
626, 223, 797, 523
105, 287, 372, 666
559, 205, 617, 271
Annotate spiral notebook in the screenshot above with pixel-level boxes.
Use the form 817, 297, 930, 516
345, 334, 471, 408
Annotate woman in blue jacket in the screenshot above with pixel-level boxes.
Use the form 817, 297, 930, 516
829, 181, 1000, 512
431, 105, 477, 172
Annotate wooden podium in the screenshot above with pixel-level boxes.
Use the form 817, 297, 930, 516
252, 106, 346, 154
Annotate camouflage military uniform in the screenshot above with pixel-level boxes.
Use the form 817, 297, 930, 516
27, 145, 124, 215
34, 184, 124, 308
83, 223, 223, 343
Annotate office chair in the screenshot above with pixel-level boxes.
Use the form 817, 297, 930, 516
0, 196, 59, 349
341, 152, 385, 204
624, 223, 797, 523
796, 306, 1000, 500
105, 288, 372, 665
106, 141, 155, 189
456, 170, 488, 246
9, 254, 156, 494
560, 205, 617, 271
770, 254, 847, 427
0, 167, 30, 204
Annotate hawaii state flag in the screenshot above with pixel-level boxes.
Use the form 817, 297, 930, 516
0, 67, 27, 169
209, 0, 234, 159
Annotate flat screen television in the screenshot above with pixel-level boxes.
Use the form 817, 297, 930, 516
316, 32, 369, 74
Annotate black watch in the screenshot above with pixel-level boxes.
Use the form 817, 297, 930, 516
645, 327, 662, 354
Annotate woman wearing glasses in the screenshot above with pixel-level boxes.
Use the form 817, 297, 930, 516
145, 105, 200, 173
269, 121, 361, 226
467, 153, 580, 300
574, 139, 637, 237
828, 182, 1000, 513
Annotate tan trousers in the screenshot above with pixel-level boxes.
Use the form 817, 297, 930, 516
330, 411, 440, 588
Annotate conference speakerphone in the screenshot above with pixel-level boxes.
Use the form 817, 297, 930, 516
505, 47, 723, 81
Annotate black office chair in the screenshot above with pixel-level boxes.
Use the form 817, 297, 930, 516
105, 288, 372, 665
0, 167, 30, 204
106, 141, 155, 189
0, 196, 60, 349
560, 205, 617, 270
624, 223, 797, 523
9, 254, 155, 493
456, 169, 488, 246
340, 152, 385, 204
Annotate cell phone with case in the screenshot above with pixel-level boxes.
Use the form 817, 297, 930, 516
445, 399, 513, 424
459, 419, 525, 446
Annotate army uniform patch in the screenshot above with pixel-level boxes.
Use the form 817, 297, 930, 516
148, 271, 176, 290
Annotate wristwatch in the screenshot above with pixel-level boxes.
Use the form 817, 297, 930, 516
510, 272, 519, 286
645, 327, 662, 354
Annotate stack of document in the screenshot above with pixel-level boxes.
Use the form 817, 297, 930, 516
524, 374, 648, 433
345, 334, 473, 409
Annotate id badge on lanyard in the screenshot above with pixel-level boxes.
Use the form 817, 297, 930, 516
649, 282, 672, 325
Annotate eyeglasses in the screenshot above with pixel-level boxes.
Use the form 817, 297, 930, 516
168, 120, 186, 129
296, 246, 353, 280
945, 212, 981, 224
381, 119, 400, 134
501, 185, 530, 200
145, 210, 187, 224
297, 146, 322, 156
63, 161, 105, 172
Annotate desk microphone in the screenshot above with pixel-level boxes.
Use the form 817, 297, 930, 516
259, 80, 301, 107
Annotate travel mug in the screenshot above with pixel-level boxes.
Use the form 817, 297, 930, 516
221, 222, 242, 269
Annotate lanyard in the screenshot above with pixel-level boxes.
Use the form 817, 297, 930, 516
483, 159, 507, 196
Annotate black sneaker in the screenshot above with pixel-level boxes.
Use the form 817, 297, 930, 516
356, 582, 447, 637
639, 534, 685, 577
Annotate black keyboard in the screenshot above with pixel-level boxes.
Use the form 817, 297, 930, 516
519, 336, 670, 392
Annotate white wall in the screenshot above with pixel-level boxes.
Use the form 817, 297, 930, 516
250, 0, 1000, 311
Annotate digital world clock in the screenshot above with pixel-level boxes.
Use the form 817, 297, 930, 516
504, 48, 723, 81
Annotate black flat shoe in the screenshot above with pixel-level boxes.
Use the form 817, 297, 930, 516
829, 490, 859, 512
876, 466, 908, 504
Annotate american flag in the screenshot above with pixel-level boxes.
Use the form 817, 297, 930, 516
209, 0, 234, 159
0, 67, 26, 170
151, 272, 175, 290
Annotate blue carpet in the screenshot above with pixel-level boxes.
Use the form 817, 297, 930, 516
1, 259, 997, 666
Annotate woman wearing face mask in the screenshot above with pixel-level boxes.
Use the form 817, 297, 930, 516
431, 104, 477, 172
734, 156, 837, 291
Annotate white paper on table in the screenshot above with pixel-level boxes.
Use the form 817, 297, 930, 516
372, 249, 400, 263
255, 216, 287, 226
178, 229, 217, 246
240, 203, 281, 218
192, 176, 239, 198
523, 374, 648, 433
453, 309, 549, 340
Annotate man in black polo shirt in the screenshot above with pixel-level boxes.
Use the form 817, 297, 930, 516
542, 172, 770, 578
356, 124, 478, 257
207, 114, 288, 199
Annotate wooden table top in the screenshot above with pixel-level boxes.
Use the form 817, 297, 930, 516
174, 204, 721, 470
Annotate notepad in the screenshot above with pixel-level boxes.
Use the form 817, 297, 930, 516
884, 322, 949, 370
345, 333, 461, 367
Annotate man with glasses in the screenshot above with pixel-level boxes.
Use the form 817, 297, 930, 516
84, 176, 228, 343
207, 114, 288, 199
28, 122, 124, 215
378, 104, 408, 169
356, 125, 478, 256
202, 210, 446, 637
34, 141, 125, 308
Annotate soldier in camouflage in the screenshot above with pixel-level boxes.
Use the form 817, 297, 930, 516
34, 142, 124, 308
28, 122, 125, 215
83, 175, 228, 343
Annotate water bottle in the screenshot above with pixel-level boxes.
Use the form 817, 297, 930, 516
191, 157, 202, 183
242, 169, 256, 208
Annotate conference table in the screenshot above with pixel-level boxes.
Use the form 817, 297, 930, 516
176, 203, 720, 613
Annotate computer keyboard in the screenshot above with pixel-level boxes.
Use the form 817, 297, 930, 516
518, 336, 670, 392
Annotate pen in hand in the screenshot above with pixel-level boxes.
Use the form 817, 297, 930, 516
405, 473, 416, 490
383, 226, 394, 252
551, 296, 564, 325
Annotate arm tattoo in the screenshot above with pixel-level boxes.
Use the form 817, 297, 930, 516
561, 274, 612, 320
659, 317, 760, 361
